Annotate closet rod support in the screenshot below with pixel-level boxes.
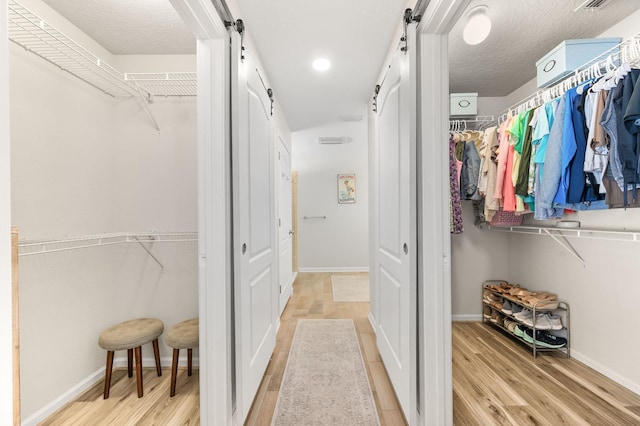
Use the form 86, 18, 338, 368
542, 229, 586, 267
132, 81, 160, 132
133, 237, 165, 272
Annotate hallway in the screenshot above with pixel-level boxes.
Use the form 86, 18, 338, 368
246, 272, 406, 425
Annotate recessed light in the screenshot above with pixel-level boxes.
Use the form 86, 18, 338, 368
312, 58, 331, 72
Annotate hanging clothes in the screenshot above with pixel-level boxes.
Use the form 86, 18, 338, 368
536, 96, 567, 220
481, 126, 500, 222
449, 135, 463, 234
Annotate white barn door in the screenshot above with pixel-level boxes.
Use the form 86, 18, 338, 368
374, 41, 417, 419
231, 33, 278, 423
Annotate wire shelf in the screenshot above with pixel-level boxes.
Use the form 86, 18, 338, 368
8, 0, 197, 99
8, 0, 139, 98
125, 73, 197, 97
18, 231, 198, 256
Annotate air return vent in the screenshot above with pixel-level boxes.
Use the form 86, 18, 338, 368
318, 137, 351, 144
574, 0, 611, 11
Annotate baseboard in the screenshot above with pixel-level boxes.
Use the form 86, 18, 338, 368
368, 312, 377, 332
570, 349, 640, 396
22, 367, 105, 426
452, 314, 482, 322
22, 356, 200, 426
298, 267, 370, 272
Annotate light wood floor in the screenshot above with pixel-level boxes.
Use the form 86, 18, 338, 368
41, 367, 199, 425
453, 321, 640, 425
42, 273, 640, 425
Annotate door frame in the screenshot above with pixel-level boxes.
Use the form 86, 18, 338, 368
169, 0, 471, 424
168, 1, 232, 424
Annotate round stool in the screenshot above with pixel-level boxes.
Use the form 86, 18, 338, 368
165, 318, 199, 397
98, 318, 164, 399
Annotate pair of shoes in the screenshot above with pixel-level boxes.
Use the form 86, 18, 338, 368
524, 293, 558, 309
533, 313, 563, 330
501, 300, 513, 315
483, 305, 491, 320
486, 281, 513, 293
503, 318, 518, 333
522, 327, 567, 348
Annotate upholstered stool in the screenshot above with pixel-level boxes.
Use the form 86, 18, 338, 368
165, 318, 199, 397
98, 318, 164, 399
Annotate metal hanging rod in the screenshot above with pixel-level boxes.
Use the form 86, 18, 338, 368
449, 116, 495, 131
303, 216, 327, 219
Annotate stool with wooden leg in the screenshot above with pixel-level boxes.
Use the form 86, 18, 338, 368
98, 318, 164, 398
165, 318, 199, 397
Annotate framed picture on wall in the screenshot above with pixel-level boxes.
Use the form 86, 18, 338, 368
338, 173, 356, 204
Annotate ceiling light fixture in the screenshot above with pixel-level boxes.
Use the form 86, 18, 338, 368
312, 58, 331, 72
462, 5, 492, 46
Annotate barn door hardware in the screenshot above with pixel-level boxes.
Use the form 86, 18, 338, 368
236, 19, 246, 61
372, 84, 380, 113
400, 8, 412, 53
268, 88, 274, 116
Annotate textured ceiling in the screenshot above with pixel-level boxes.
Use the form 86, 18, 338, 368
449, 0, 640, 97
37, 0, 638, 129
40, 0, 195, 55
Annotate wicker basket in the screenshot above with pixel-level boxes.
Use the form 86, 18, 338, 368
489, 210, 523, 226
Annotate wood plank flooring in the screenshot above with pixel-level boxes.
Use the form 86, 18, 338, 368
41, 367, 199, 425
453, 321, 640, 425
41, 273, 640, 425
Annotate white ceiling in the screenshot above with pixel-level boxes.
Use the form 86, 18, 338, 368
39, 0, 639, 130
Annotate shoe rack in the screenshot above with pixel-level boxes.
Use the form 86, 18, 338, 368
482, 280, 570, 359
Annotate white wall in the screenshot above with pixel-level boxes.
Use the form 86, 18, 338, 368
451, 202, 509, 320
10, 32, 199, 424
292, 119, 369, 271
0, 0, 14, 422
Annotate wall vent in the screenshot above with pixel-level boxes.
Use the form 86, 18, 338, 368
318, 137, 351, 144
574, 0, 611, 11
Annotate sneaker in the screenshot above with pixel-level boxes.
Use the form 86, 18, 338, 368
532, 313, 553, 330
548, 315, 563, 330
533, 313, 563, 330
514, 309, 532, 322
501, 300, 513, 315
511, 304, 523, 315
534, 331, 567, 348
514, 324, 531, 339
523, 328, 567, 348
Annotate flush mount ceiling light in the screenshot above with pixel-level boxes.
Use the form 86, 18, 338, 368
463, 5, 492, 45
312, 58, 331, 72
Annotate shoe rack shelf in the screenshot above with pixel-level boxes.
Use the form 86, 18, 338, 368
482, 281, 571, 359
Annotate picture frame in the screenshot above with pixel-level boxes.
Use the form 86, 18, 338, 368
338, 173, 356, 204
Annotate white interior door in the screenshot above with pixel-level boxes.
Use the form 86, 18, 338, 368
231, 34, 278, 423
278, 139, 293, 314
374, 43, 416, 419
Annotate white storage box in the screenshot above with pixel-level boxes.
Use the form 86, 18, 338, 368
535, 38, 620, 88
450, 93, 477, 116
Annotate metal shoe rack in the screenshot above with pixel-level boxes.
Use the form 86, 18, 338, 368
482, 280, 570, 359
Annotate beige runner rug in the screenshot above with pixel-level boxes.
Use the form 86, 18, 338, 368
271, 319, 380, 425
331, 275, 370, 302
